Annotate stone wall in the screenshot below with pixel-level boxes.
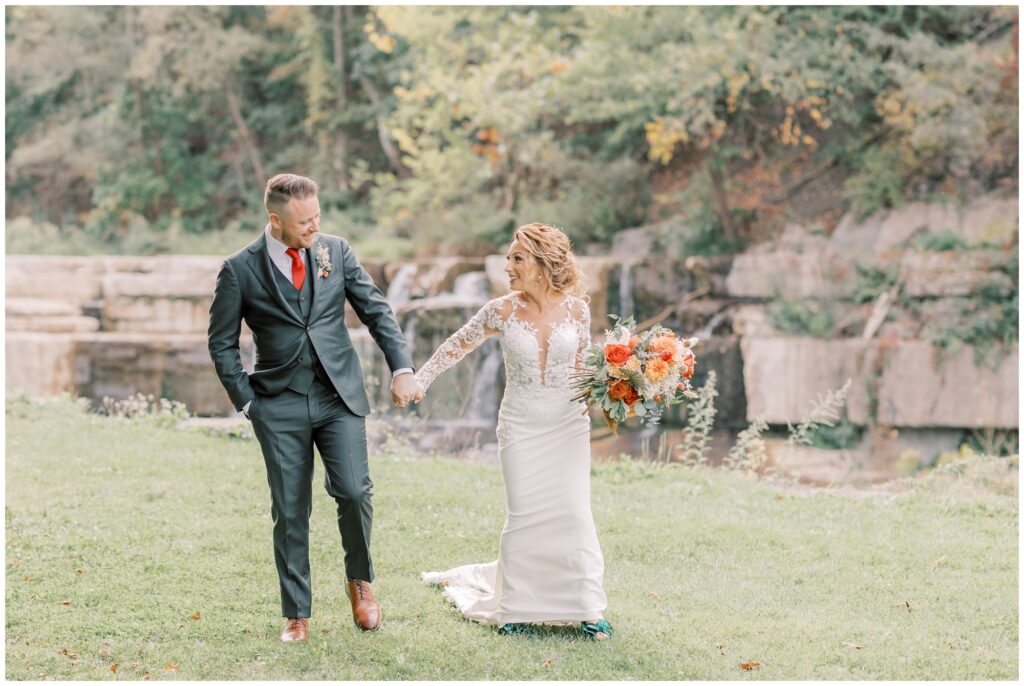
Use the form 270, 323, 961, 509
722, 194, 1018, 432
5, 256, 248, 415
6, 194, 1018, 450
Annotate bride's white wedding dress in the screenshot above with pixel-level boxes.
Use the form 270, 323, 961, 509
415, 292, 607, 626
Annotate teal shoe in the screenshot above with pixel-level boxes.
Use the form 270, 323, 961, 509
498, 622, 535, 636
580, 618, 613, 641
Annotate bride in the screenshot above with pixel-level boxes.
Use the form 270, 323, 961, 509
413, 223, 612, 641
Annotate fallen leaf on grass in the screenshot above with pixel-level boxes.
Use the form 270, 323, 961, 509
76, 567, 85, 575
904, 601, 914, 613
61, 600, 71, 606
931, 555, 946, 569
164, 663, 178, 672
100, 642, 112, 657
775, 494, 785, 500
110, 664, 119, 673
649, 592, 660, 601
841, 641, 864, 650
143, 673, 153, 681
190, 611, 201, 621
241, 629, 252, 635
740, 661, 761, 670
23, 576, 30, 582
715, 643, 726, 655
541, 658, 554, 669
10, 558, 20, 567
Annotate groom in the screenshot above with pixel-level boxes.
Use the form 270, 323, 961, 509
208, 173, 421, 641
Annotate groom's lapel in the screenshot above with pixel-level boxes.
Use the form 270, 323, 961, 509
308, 236, 322, 319
246, 235, 304, 326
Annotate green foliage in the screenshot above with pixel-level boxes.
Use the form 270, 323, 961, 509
678, 370, 718, 465
723, 417, 768, 473
97, 393, 190, 428
913, 229, 969, 252
806, 417, 863, 450
672, 182, 750, 256
844, 147, 909, 219
927, 246, 1019, 368
4, 6, 1018, 254
786, 379, 853, 448
769, 299, 836, 338
962, 428, 1019, 459
852, 262, 900, 304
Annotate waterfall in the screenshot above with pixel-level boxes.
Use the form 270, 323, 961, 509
452, 271, 489, 299
465, 340, 503, 421
402, 312, 418, 352
386, 263, 417, 310
618, 260, 636, 318
695, 308, 731, 339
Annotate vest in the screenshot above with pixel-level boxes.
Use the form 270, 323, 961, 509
271, 250, 331, 394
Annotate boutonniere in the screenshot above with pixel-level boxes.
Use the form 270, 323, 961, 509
315, 244, 333, 279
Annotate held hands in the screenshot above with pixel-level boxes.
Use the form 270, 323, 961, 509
391, 373, 424, 408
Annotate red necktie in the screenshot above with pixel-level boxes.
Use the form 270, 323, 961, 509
285, 248, 305, 290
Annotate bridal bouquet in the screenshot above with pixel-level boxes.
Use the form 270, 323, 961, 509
572, 316, 699, 433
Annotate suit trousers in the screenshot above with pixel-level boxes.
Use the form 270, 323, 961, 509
249, 376, 374, 618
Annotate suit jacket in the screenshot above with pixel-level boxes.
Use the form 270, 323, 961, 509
207, 232, 412, 416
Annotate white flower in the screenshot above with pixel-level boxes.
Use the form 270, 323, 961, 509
605, 324, 632, 345
315, 245, 333, 279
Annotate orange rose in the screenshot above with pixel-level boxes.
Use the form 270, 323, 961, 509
608, 380, 640, 406
604, 344, 631, 366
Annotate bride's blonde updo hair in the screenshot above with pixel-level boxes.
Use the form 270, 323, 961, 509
512, 223, 589, 301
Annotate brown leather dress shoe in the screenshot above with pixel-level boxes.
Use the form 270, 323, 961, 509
345, 579, 382, 631
281, 617, 308, 642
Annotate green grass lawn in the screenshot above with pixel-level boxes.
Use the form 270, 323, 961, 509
5, 397, 1018, 680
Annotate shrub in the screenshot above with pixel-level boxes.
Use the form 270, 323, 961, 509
769, 299, 836, 338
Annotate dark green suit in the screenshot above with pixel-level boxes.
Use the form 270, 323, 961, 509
208, 231, 412, 618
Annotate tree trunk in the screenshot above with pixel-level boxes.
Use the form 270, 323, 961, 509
332, 5, 350, 191
707, 151, 737, 243
358, 74, 410, 179
225, 80, 266, 187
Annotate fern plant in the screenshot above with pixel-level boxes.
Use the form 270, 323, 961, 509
785, 379, 853, 447
724, 417, 769, 473
677, 370, 718, 465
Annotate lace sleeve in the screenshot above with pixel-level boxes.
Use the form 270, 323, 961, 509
574, 298, 592, 369
414, 299, 504, 393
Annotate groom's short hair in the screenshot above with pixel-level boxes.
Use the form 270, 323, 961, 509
265, 173, 318, 215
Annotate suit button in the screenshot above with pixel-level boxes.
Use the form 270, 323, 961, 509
306, 326, 311, 332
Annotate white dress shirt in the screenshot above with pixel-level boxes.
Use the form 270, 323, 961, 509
242, 226, 411, 416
